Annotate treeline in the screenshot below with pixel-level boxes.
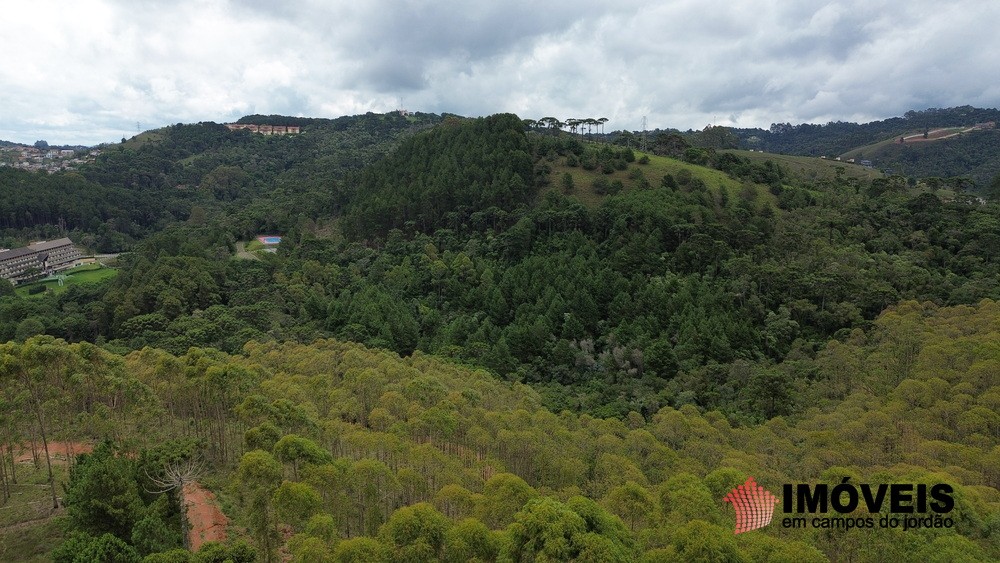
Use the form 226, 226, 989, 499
235, 114, 331, 127
0, 167, 173, 251
2, 111, 999, 560
3, 298, 998, 560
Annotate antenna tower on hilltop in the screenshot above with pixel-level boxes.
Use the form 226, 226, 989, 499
641, 116, 648, 152
396, 97, 410, 116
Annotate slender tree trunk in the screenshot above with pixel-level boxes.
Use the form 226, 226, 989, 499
5, 442, 15, 485
0, 448, 8, 503
29, 436, 38, 468
28, 393, 59, 509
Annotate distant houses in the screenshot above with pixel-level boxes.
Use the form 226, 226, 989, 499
224, 124, 301, 135
0, 145, 98, 173
0, 238, 82, 284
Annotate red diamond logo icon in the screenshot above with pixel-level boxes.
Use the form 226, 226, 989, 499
723, 477, 779, 534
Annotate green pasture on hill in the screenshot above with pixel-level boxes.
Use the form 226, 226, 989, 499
721, 149, 883, 183
541, 145, 776, 209
15, 263, 119, 297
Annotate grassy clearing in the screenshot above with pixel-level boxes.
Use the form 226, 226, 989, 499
120, 128, 168, 150
839, 137, 906, 161
539, 147, 776, 209
0, 463, 70, 562
721, 149, 883, 184
15, 263, 118, 298
235, 239, 286, 261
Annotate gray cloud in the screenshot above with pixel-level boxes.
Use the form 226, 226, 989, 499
1, 0, 998, 145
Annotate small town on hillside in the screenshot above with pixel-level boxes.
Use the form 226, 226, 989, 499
0, 145, 101, 173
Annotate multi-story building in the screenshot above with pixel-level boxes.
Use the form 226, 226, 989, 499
0, 247, 40, 283
0, 238, 82, 284
224, 123, 301, 135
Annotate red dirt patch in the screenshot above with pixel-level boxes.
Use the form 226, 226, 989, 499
183, 482, 228, 552
11, 441, 93, 465
901, 127, 968, 143
7, 443, 227, 553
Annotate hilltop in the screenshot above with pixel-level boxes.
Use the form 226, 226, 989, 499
732, 106, 1000, 154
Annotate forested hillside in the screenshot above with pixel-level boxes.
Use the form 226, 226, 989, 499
2, 298, 998, 561
7, 115, 1000, 417
1, 111, 999, 561
0, 112, 440, 251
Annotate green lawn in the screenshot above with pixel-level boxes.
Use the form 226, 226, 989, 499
15, 263, 118, 297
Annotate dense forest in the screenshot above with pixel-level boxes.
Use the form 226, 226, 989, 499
1, 110, 998, 561
1, 111, 440, 251
1, 299, 997, 561
6, 115, 1000, 417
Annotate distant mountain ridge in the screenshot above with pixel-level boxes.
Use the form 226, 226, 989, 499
731, 106, 1000, 186
5, 105, 1000, 187
732, 106, 1000, 155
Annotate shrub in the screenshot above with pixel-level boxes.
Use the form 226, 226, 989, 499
592, 177, 611, 195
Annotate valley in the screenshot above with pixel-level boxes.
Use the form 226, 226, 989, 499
0, 108, 998, 562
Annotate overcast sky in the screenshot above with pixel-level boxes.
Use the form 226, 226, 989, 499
2, 0, 999, 145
